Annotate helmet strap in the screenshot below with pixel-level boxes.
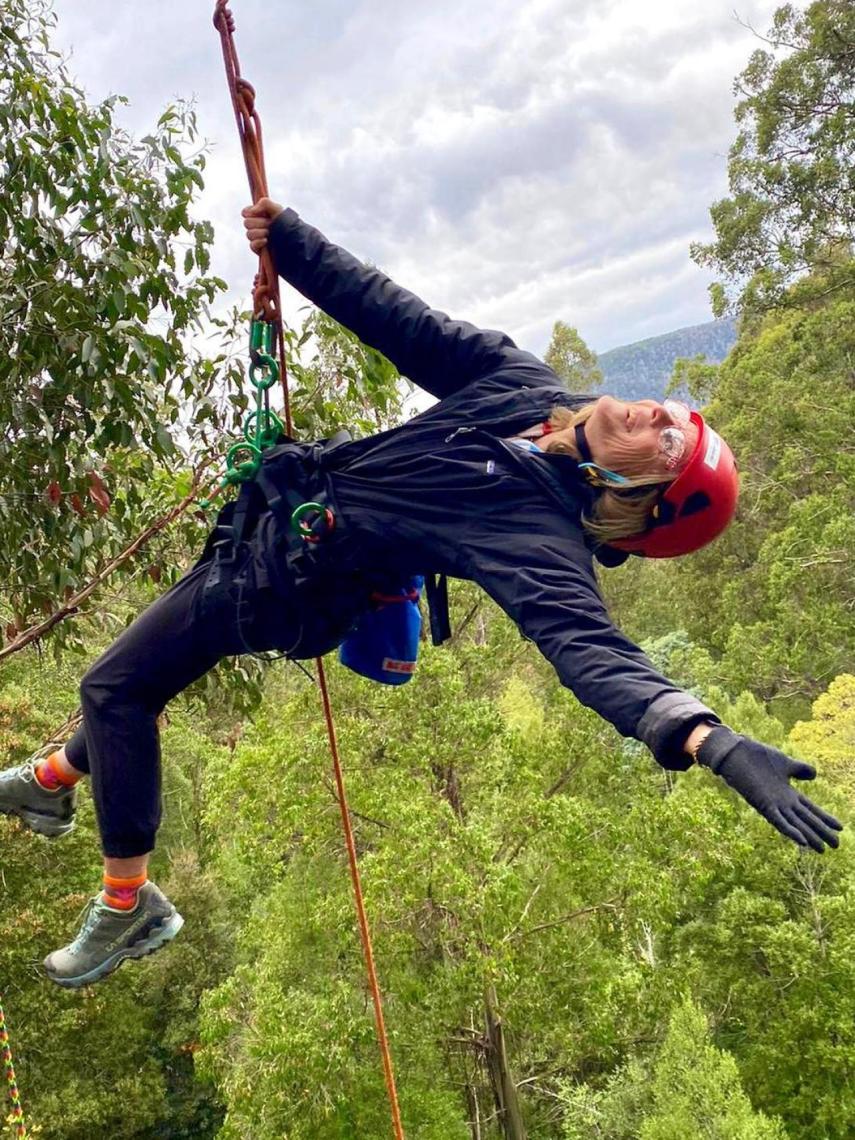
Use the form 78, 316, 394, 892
574, 423, 593, 464
578, 462, 630, 487
573, 423, 630, 487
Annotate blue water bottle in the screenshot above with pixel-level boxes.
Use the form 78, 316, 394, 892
339, 576, 423, 685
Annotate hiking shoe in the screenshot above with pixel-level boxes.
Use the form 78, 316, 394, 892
0, 761, 77, 838
44, 881, 184, 989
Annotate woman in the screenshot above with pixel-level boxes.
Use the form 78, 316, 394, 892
0, 200, 842, 988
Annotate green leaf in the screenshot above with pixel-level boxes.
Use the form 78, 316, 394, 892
155, 425, 175, 455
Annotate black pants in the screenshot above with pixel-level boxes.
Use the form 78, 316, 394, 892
64, 545, 301, 858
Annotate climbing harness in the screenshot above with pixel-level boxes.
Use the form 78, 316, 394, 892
0, 997, 26, 1139
212, 5, 406, 1136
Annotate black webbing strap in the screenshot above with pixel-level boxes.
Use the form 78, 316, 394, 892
231, 480, 264, 543
254, 466, 298, 529
425, 573, 451, 646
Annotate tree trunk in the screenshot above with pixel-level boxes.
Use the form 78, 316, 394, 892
464, 1078, 483, 1140
483, 985, 527, 1140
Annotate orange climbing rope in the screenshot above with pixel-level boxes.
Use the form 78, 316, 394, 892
211, 6, 405, 1137
316, 665, 405, 1138
212, 0, 292, 435
0, 996, 26, 1139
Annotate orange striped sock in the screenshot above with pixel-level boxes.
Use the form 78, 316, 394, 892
101, 872, 147, 912
34, 751, 84, 791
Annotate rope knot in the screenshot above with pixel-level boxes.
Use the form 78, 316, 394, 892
252, 274, 276, 323
212, 0, 234, 33
236, 76, 256, 115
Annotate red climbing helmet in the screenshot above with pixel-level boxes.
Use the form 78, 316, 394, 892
613, 410, 739, 558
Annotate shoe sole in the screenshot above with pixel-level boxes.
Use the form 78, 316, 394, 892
45, 910, 185, 989
0, 802, 75, 839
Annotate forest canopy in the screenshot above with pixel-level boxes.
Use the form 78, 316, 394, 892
1, 2, 853, 1138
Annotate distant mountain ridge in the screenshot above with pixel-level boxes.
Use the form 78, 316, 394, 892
596, 317, 737, 403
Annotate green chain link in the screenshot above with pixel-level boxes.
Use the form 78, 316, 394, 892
0, 997, 26, 1139
199, 320, 335, 541
200, 319, 285, 505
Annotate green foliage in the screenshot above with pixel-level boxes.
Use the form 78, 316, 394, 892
560, 1001, 789, 1140
694, 290, 855, 716
672, 850, 855, 1140
561, 1059, 651, 1140
545, 320, 602, 392
285, 309, 407, 439
0, 0, 406, 666
639, 998, 787, 1139
2, 6, 855, 1138
692, 1, 855, 314
2, 540, 853, 1139
191, 595, 855, 1139
196, 619, 629, 1137
606, 278, 855, 727
789, 674, 855, 796
0, 650, 233, 1139
666, 354, 722, 404
0, 0, 248, 630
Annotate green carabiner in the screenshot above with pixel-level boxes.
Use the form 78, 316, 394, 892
291, 500, 335, 543
249, 319, 279, 389
249, 354, 279, 391
224, 440, 263, 484
250, 318, 276, 358
210, 319, 285, 492
244, 407, 285, 450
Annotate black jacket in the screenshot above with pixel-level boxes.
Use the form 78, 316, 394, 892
265, 209, 718, 770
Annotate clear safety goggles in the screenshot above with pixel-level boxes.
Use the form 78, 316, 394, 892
659, 400, 693, 470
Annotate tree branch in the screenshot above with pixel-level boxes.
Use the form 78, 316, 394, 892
0, 460, 218, 663
504, 900, 619, 944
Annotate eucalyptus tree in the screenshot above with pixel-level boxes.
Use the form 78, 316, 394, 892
692, 0, 855, 315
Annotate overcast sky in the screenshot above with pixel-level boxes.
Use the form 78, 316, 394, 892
50, 0, 780, 356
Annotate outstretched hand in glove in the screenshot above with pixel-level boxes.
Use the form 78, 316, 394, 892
696, 726, 843, 853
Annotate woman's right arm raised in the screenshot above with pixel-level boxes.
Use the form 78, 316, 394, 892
242, 198, 521, 400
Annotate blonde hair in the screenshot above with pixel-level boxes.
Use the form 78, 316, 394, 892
546, 403, 669, 544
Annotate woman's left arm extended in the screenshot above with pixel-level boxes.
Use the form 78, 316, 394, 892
243, 198, 524, 400
467, 532, 842, 852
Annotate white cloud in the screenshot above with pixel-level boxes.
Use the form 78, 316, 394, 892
51, 0, 780, 360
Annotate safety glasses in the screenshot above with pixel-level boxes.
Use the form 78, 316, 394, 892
659, 400, 693, 470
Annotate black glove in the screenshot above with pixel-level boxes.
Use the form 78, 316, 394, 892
697, 726, 843, 852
